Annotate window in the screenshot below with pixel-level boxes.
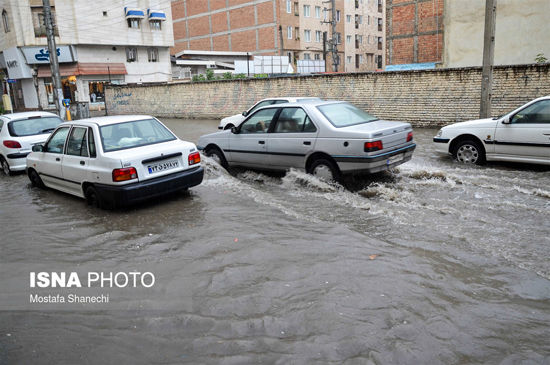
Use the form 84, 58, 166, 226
88, 128, 96, 158
287, 26, 292, 40
336, 10, 340, 22
248, 100, 276, 115
2, 10, 9, 33
314, 53, 320, 60
378, 17, 383, 31
317, 103, 378, 128
295, 26, 299, 40
8, 117, 62, 137
147, 47, 159, 62
346, 35, 351, 44
315, 30, 322, 42
304, 29, 311, 42
336, 32, 342, 44
240, 108, 278, 134
377, 37, 383, 50
347, 56, 352, 64
126, 47, 138, 62
287, 51, 292, 63
355, 54, 360, 68
315, 6, 321, 18
377, 55, 383, 69
346, 15, 351, 23
44, 127, 70, 154
378, 0, 383, 13
303, 5, 310, 17
304, 53, 311, 60
31, 6, 57, 37
273, 108, 316, 133
66, 127, 89, 157
100, 119, 176, 152
323, 8, 327, 21
294, 1, 299, 15
358, 35, 363, 44
511, 100, 550, 124
127, 18, 140, 29
286, 0, 292, 13
149, 19, 161, 30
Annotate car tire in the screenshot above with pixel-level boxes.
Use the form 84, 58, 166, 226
308, 158, 341, 183
85, 185, 112, 210
0, 156, 12, 176
205, 146, 228, 168
28, 169, 45, 188
454, 139, 485, 165
224, 123, 234, 130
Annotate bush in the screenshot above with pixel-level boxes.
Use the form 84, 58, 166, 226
206, 69, 215, 80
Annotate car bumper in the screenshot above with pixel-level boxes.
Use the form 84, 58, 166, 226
93, 166, 204, 207
6, 152, 30, 171
333, 144, 416, 174
433, 137, 451, 155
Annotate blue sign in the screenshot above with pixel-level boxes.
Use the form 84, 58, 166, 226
7, 79, 16, 83
62, 99, 71, 107
35, 48, 61, 62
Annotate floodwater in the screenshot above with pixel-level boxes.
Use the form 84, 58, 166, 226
0, 119, 549, 364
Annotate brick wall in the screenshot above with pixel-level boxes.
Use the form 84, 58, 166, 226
106, 64, 550, 128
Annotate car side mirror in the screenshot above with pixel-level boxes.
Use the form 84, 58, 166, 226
32, 144, 43, 152
501, 117, 511, 124
242, 111, 248, 117
231, 126, 239, 134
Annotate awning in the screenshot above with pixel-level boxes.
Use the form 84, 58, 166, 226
148, 9, 166, 21
37, 63, 127, 77
125, 7, 145, 19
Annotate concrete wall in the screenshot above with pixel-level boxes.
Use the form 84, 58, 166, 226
444, 0, 550, 67
106, 63, 550, 127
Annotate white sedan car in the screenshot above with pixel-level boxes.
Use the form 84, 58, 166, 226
219, 97, 321, 130
434, 95, 550, 165
199, 100, 416, 182
27, 115, 204, 209
0, 111, 63, 175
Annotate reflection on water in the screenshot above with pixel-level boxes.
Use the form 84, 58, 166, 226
0, 123, 549, 364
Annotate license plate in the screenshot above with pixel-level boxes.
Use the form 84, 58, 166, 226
387, 154, 404, 165
147, 159, 179, 174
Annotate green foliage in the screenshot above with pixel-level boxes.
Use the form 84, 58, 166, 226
535, 53, 548, 64
191, 71, 248, 82
222, 72, 233, 80
254, 73, 268, 78
0, 105, 4, 115
192, 74, 206, 82
233, 73, 246, 79
206, 69, 215, 80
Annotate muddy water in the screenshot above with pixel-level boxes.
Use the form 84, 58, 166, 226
0, 119, 549, 364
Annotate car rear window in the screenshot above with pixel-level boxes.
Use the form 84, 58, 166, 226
99, 118, 176, 152
317, 103, 378, 127
8, 116, 63, 137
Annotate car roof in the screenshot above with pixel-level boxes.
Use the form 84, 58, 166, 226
259, 96, 321, 102
0, 111, 60, 121
61, 115, 156, 127
260, 100, 346, 108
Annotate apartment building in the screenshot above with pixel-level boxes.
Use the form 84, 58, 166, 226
0, 0, 173, 111
343, 0, 385, 72
171, 0, 385, 73
386, 0, 443, 70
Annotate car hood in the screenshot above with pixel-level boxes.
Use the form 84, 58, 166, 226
443, 118, 498, 130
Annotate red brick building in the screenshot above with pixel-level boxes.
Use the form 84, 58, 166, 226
386, 0, 443, 66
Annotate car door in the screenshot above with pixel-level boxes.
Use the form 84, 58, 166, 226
228, 107, 279, 167
61, 126, 91, 196
268, 107, 319, 168
494, 99, 550, 159
38, 126, 70, 189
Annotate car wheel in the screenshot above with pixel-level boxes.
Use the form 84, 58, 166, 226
85, 185, 111, 209
454, 139, 485, 165
224, 123, 234, 130
28, 169, 45, 188
309, 158, 341, 183
205, 146, 228, 168
0, 156, 11, 176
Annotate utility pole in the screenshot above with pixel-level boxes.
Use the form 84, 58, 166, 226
322, 0, 339, 72
42, 0, 65, 118
480, 0, 497, 118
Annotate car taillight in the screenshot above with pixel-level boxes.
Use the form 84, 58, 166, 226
112, 167, 138, 182
3, 140, 22, 149
364, 140, 383, 152
407, 131, 413, 142
188, 152, 201, 166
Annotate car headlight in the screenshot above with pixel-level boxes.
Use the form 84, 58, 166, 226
435, 129, 443, 137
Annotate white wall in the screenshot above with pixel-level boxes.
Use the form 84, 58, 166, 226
21, 78, 38, 108
444, 0, 550, 67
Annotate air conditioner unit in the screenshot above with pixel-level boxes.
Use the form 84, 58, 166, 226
206, 64, 216, 69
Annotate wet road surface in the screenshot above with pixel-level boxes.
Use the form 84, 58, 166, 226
0, 119, 549, 364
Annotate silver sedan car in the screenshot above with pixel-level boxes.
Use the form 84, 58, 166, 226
198, 100, 416, 181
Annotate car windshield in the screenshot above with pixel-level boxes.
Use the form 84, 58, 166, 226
8, 116, 63, 137
317, 103, 378, 127
99, 118, 176, 152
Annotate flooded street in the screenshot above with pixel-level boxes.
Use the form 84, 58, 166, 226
1, 119, 549, 364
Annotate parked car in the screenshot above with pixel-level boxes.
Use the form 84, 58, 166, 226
199, 100, 416, 182
0, 111, 63, 175
218, 97, 322, 130
26, 115, 204, 209
433, 95, 550, 165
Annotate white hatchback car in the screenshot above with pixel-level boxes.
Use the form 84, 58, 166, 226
434, 96, 550, 165
218, 97, 321, 130
0, 111, 63, 175
26, 115, 204, 208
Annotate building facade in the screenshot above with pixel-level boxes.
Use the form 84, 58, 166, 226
171, 0, 385, 73
386, 0, 443, 69
0, 0, 173, 111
